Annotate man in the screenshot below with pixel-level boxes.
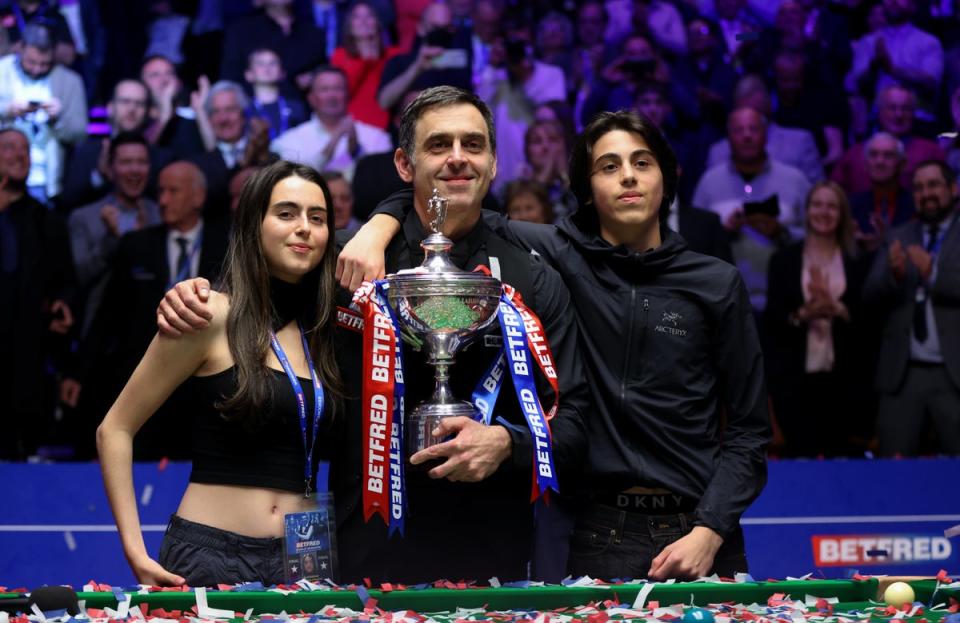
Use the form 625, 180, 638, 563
272, 67, 392, 180
68, 133, 161, 339
243, 47, 308, 141
693, 107, 810, 312
0, 128, 75, 459
76, 161, 228, 460
322, 170, 361, 234
705, 75, 823, 185
0, 23, 87, 204
863, 160, 960, 457
339, 108, 770, 580
189, 81, 272, 216
157, 86, 589, 584
377, 3, 473, 114
846, 0, 943, 125
849, 132, 915, 251
140, 55, 204, 158
832, 85, 944, 195
634, 82, 731, 263
60, 79, 171, 210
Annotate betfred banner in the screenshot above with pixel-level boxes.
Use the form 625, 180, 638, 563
812, 534, 954, 567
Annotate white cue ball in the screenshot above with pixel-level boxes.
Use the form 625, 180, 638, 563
883, 582, 916, 607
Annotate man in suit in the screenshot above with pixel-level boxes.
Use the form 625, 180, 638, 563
71, 161, 229, 459
189, 81, 272, 218
59, 80, 172, 211
850, 132, 916, 252
0, 128, 75, 459
863, 159, 960, 457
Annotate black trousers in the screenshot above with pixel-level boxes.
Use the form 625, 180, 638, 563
877, 362, 960, 457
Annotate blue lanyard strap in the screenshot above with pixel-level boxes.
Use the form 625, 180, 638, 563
270, 323, 326, 497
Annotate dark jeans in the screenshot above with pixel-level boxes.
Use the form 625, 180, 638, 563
158, 515, 286, 587
567, 502, 748, 580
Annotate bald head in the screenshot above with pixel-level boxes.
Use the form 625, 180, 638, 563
158, 162, 207, 231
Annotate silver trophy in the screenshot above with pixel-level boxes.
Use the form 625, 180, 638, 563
386, 188, 502, 455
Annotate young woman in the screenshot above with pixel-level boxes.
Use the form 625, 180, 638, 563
97, 160, 340, 586
764, 181, 870, 457
516, 119, 577, 220
330, 2, 402, 129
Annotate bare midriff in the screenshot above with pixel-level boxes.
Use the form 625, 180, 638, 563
176, 483, 317, 538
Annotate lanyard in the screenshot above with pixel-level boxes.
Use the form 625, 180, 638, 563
252, 97, 292, 139
270, 323, 326, 497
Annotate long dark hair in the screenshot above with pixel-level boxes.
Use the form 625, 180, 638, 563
570, 110, 678, 231
219, 160, 342, 428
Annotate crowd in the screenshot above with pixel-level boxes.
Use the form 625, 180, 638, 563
1, 0, 959, 462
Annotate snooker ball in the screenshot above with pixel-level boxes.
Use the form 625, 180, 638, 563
682, 608, 716, 623
883, 582, 916, 608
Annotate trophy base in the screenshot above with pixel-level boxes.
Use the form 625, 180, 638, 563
406, 400, 479, 459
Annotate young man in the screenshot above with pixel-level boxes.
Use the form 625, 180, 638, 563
243, 48, 307, 140
340, 110, 770, 580
156, 87, 589, 584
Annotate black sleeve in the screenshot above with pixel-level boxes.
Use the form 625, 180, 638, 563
696, 271, 771, 539
498, 256, 589, 488
59, 143, 106, 211
44, 209, 77, 306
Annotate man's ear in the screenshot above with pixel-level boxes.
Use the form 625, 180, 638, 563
394, 147, 414, 183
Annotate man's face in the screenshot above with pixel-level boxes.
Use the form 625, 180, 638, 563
20, 45, 53, 79
141, 58, 179, 98
326, 177, 355, 229
307, 72, 347, 119
728, 109, 766, 162
883, 0, 914, 23
877, 88, 914, 136
209, 90, 246, 143
246, 50, 283, 86
397, 103, 497, 215
473, 1, 502, 43
588, 129, 665, 235
507, 190, 548, 224
912, 164, 957, 223
0, 132, 30, 183
111, 143, 150, 200
864, 135, 902, 185
577, 3, 606, 46
774, 57, 804, 96
635, 91, 669, 128
158, 164, 205, 228
422, 3, 453, 32
623, 36, 655, 61
110, 81, 150, 132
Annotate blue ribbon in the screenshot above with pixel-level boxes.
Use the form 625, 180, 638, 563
270, 323, 325, 496
471, 351, 507, 425
496, 293, 559, 496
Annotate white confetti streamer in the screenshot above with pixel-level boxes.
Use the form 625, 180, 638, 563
140, 484, 154, 507
63, 531, 76, 551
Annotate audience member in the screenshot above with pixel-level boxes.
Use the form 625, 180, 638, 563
322, 169, 361, 234
764, 181, 869, 457
140, 55, 204, 158
705, 75, 824, 184
944, 84, 960, 183
71, 161, 229, 460
244, 48, 308, 140
220, 0, 327, 92
846, 0, 944, 126
0, 0, 76, 66
60, 79, 171, 211
864, 160, 960, 457
0, 128, 75, 460
331, 2, 402, 129
503, 178, 554, 224
693, 107, 810, 311
677, 17, 738, 130
849, 132, 916, 251
68, 132, 160, 339
0, 24, 87, 204
378, 3, 473, 115
272, 66, 391, 180
516, 119, 576, 220
476, 22, 565, 193
189, 80, 273, 215
630, 0, 689, 57
535, 11, 576, 87
831, 85, 945, 195
470, 0, 505, 89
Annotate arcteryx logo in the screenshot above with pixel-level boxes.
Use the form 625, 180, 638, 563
812, 534, 953, 566
655, 310, 687, 337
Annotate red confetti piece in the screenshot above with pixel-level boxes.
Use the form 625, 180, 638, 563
380, 583, 394, 592
937, 569, 954, 583
363, 578, 372, 588
158, 457, 169, 471
648, 601, 660, 609
586, 612, 608, 623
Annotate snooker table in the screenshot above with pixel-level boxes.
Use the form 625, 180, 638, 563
2, 578, 958, 622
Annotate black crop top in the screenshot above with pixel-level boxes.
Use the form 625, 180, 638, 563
186, 366, 328, 494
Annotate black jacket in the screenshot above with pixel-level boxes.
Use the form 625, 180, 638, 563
481, 213, 769, 540
329, 194, 589, 584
